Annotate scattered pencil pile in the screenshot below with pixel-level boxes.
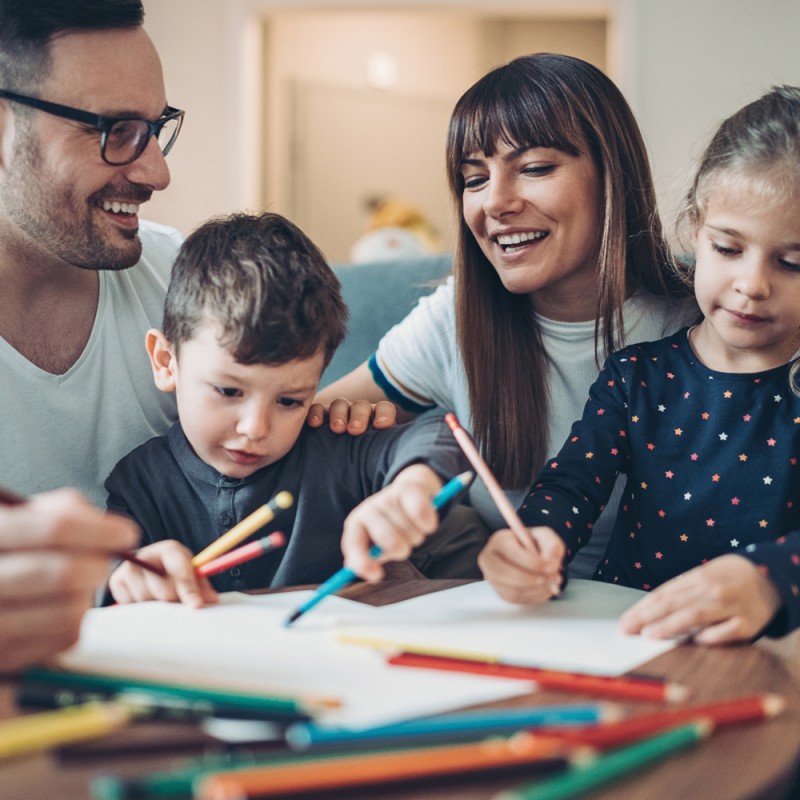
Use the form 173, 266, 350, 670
4, 657, 785, 800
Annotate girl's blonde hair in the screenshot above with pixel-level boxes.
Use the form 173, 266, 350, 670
674, 85, 800, 395
445, 53, 681, 487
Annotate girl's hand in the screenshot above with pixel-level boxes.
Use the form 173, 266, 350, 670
306, 398, 399, 434
618, 554, 782, 645
478, 526, 565, 605
108, 540, 218, 608
341, 464, 443, 581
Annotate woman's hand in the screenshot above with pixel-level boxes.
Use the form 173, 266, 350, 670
108, 539, 218, 608
618, 554, 782, 645
478, 526, 565, 605
306, 397, 398, 435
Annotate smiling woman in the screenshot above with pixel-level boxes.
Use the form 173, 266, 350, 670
315, 53, 697, 581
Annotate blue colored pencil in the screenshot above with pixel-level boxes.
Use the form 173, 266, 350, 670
286, 703, 615, 749
283, 470, 474, 626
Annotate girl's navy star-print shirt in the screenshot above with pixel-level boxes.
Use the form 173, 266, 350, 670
520, 328, 800, 636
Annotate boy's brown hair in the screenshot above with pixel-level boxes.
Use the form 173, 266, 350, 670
163, 211, 348, 367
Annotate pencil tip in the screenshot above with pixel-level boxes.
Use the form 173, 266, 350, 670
284, 611, 301, 627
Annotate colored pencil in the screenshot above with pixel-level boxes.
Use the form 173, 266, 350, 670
195, 531, 286, 578
285, 703, 617, 749
444, 415, 561, 596
387, 651, 689, 703
0, 699, 142, 760
535, 694, 784, 749
22, 666, 339, 719
195, 731, 578, 799
191, 491, 293, 567
0, 484, 167, 578
492, 720, 711, 800
444, 414, 532, 547
283, 470, 474, 626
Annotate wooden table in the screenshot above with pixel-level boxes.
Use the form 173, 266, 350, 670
3, 577, 800, 800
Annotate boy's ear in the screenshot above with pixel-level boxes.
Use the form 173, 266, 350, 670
146, 328, 177, 392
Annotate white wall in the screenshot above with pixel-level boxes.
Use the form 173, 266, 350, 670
142, 0, 800, 245
624, 0, 800, 227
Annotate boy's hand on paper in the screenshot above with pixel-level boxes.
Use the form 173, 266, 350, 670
618, 554, 782, 644
0, 488, 140, 671
478, 526, 565, 605
108, 540, 218, 608
341, 464, 443, 581
306, 398, 398, 435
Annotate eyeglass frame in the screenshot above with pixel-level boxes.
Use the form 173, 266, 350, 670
0, 88, 184, 166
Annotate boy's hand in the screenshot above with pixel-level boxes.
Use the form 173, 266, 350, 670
478, 526, 565, 605
306, 398, 398, 435
341, 464, 443, 581
618, 554, 782, 645
108, 540, 218, 608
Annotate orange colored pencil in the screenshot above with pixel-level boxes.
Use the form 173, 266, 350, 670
388, 651, 688, 703
195, 732, 578, 799
539, 694, 785, 749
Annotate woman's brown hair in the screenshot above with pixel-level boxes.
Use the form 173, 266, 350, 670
446, 53, 678, 488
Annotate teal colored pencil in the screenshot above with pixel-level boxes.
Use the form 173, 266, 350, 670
283, 470, 474, 626
493, 720, 711, 800
287, 702, 613, 749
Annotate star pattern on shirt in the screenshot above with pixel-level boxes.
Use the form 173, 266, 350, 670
520, 330, 800, 636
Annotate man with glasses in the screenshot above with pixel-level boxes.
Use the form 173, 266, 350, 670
0, 0, 183, 668
0, 0, 183, 505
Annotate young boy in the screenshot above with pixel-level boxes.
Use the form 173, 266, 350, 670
105, 212, 469, 606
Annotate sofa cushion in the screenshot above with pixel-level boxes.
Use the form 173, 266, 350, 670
321, 253, 452, 388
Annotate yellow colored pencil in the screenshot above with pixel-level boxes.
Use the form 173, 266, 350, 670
0, 700, 139, 760
192, 491, 293, 567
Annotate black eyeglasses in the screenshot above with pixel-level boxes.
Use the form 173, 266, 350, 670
0, 88, 184, 166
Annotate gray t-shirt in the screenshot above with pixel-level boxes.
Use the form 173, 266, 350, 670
0, 220, 181, 506
374, 277, 696, 578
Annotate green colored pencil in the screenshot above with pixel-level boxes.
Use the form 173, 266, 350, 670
494, 720, 711, 800
22, 666, 335, 720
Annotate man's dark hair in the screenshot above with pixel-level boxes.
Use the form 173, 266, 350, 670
0, 0, 144, 90
164, 212, 349, 368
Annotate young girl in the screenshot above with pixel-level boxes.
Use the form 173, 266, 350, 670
479, 85, 800, 644
314, 54, 693, 581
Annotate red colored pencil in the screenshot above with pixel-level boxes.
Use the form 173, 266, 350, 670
0, 485, 166, 577
195, 532, 286, 577
539, 694, 785, 749
388, 651, 688, 703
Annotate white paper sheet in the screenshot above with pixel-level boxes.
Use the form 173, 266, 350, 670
334, 580, 676, 676
56, 590, 527, 730
56, 581, 675, 730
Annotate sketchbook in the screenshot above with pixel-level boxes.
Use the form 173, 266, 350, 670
56, 580, 674, 729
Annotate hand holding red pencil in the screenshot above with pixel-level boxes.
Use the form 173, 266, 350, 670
0, 488, 140, 672
109, 539, 220, 608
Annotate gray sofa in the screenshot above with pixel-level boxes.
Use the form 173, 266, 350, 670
321, 253, 453, 388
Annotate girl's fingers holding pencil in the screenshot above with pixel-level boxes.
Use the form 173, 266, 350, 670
478, 528, 561, 605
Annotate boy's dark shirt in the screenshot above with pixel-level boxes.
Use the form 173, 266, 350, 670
106, 414, 467, 591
